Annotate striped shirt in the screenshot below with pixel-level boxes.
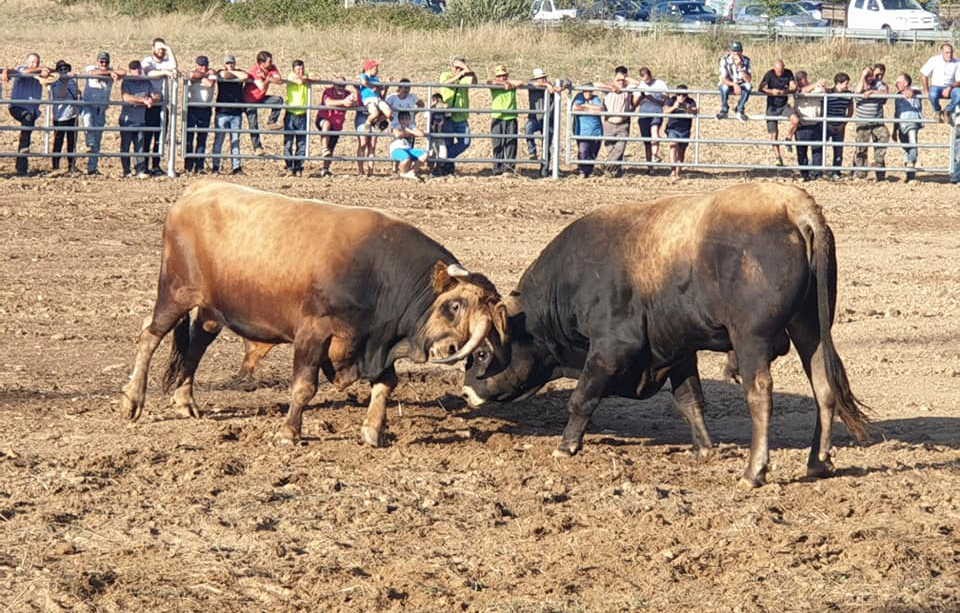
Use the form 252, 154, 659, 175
855, 81, 887, 121
826, 94, 853, 118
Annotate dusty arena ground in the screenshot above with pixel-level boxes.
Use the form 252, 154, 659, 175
1, 168, 958, 612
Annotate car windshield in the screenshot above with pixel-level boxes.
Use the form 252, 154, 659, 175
676, 2, 710, 13
779, 4, 805, 15
882, 0, 923, 8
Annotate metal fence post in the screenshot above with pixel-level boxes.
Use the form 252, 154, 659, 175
820, 94, 828, 174
43, 80, 52, 155
551, 80, 561, 179
694, 91, 702, 165
167, 77, 178, 177
304, 85, 313, 162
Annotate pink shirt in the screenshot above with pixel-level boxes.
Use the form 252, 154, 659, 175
242, 63, 280, 103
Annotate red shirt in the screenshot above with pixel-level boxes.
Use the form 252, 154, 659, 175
317, 87, 352, 131
242, 63, 280, 103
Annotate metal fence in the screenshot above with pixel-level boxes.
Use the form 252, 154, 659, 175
2, 74, 958, 180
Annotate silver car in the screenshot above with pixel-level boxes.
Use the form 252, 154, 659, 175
734, 1, 830, 26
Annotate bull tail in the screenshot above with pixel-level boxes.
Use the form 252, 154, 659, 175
161, 315, 191, 393
796, 202, 871, 443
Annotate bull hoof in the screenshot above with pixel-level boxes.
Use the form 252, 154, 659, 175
275, 425, 300, 446
121, 392, 143, 421
173, 401, 201, 419
360, 425, 385, 448
737, 471, 767, 489
695, 446, 715, 462
806, 460, 836, 480
552, 440, 580, 458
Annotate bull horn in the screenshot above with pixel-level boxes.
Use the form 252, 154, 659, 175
446, 263, 471, 278
431, 316, 492, 365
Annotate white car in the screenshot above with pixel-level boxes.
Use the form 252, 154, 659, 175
847, 0, 939, 31
531, 0, 577, 21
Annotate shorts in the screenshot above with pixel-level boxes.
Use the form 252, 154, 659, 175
666, 127, 690, 143
390, 148, 427, 162
355, 112, 369, 131
766, 105, 794, 132
638, 116, 662, 137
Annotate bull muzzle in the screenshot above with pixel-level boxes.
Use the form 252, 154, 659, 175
430, 316, 492, 365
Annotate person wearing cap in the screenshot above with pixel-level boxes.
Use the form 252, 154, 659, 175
2, 53, 57, 176
49, 60, 80, 174
525, 67, 560, 175
603, 66, 636, 177
184, 55, 217, 174
212, 55, 246, 175
358, 59, 393, 129
80, 52, 122, 176
119, 60, 159, 179
436, 57, 477, 176
283, 59, 312, 177
243, 50, 283, 155
486, 65, 525, 175
142, 37, 178, 175
572, 83, 604, 178
717, 41, 752, 121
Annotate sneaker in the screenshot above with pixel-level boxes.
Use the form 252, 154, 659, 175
876, 171, 886, 182
211, 167, 220, 174
737, 112, 749, 122
321, 147, 332, 157
651, 154, 663, 163
715, 111, 728, 120
121, 172, 131, 179
528, 152, 538, 161
136, 171, 150, 179
774, 157, 785, 167
400, 170, 421, 181
86, 170, 103, 177
231, 167, 245, 175
150, 168, 164, 177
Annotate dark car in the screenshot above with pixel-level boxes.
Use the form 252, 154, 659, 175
649, 0, 718, 22
580, 0, 651, 21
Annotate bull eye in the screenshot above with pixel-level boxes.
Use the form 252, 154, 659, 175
447, 300, 462, 317
476, 349, 489, 362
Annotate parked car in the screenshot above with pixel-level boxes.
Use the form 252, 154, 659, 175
795, 0, 824, 19
648, 0, 718, 23
410, 0, 445, 13
580, 0, 650, 21
734, 2, 829, 27
531, 0, 578, 21
846, 0, 939, 31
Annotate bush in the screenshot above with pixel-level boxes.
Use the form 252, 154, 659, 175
444, 0, 530, 26
56, 0, 222, 16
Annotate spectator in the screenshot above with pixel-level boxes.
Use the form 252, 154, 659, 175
603, 66, 634, 177
389, 111, 428, 181
80, 52, 121, 176
717, 41, 752, 121
141, 37, 178, 176
893, 73, 923, 183
283, 59, 311, 177
525, 67, 559, 175
825, 72, 854, 179
636, 67, 668, 168
243, 50, 283, 155
572, 83, 604, 178
49, 60, 80, 174
486, 65, 524, 175
664, 84, 698, 181
793, 71, 827, 181
119, 60, 159, 179
854, 64, 890, 181
758, 60, 799, 167
315, 77, 355, 177
2, 53, 55, 176
385, 78, 422, 129
436, 57, 477, 176
184, 56, 217, 175
428, 92, 449, 169
920, 43, 960, 123
358, 59, 393, 130
211, 55, 245, 176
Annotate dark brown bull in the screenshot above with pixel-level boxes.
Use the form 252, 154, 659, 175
463, 183, 870, 487
121, 181, 506, 446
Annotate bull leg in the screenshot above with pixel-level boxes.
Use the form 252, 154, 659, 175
788, 314, 836, 479
121, 302, 192, 421
553, 341, 636, 458
360, 366, 398, 448
721, 350, 741, 384
238, 339, 275, 380
277, 332, 329, 445
170, 310, 221, 418
733, 341, 775, 488
669, 356, 714, 460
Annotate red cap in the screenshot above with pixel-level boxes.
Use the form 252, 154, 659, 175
363, 59, 379, 71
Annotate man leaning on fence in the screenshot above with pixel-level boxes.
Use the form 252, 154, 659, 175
487, 65, 524, 176
2, 53, 56, 177
119, 60, 158, 179
436, 57, 476, 176
526, 68, 558, 176
142, 38, 178, 176
894, 73, 922, 183
243, 50, 283, 156
185, 56, 217, 175
283, 59, 311, 177
825, 72, 853, 179
717, 41, 751, 121
853, 64, 890, 181
49, 60, 80, 175
80, 52, 121, 176
212, 55, 245, 175
603, 66, 634, 177
793, 71, 826, 182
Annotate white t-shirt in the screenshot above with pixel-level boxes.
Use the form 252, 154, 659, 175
81, 65, 113, 104
920, 54, 960, 87
187, 72, 217, 105
142, 54, 177, 99
637, 79, 668, 114
386, 92, 420, 128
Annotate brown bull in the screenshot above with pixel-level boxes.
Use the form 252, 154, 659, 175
121, 181, 506, 445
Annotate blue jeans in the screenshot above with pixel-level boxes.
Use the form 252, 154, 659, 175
283, 112, 307, 171
928, 85, 960, 113
525, 117, 543, 156
185, 107, 212, 171
119, 120, 146, 175
80, 105, 107, 172
212, 113, 242, 171
899, 128, 919, 165
245, 95, 283, 149
444, 119, 470, 159
9, 106, 37, 175
719, 82, 752, 113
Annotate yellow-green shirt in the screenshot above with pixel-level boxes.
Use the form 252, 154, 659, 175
490, 86, 518, 121
438, 71, 471, 123
285, 72, 309, 116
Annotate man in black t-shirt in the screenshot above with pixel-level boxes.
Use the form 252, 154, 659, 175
212, 54, 246, 175
759, 60, 799, 166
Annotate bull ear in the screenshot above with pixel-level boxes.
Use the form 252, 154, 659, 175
432, 260, 457, 294
492, 302, 510, 345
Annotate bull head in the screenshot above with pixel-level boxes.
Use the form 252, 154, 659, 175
426, 261, 508, 365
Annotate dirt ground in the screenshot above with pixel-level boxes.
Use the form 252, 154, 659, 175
1, 167, 959, 612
